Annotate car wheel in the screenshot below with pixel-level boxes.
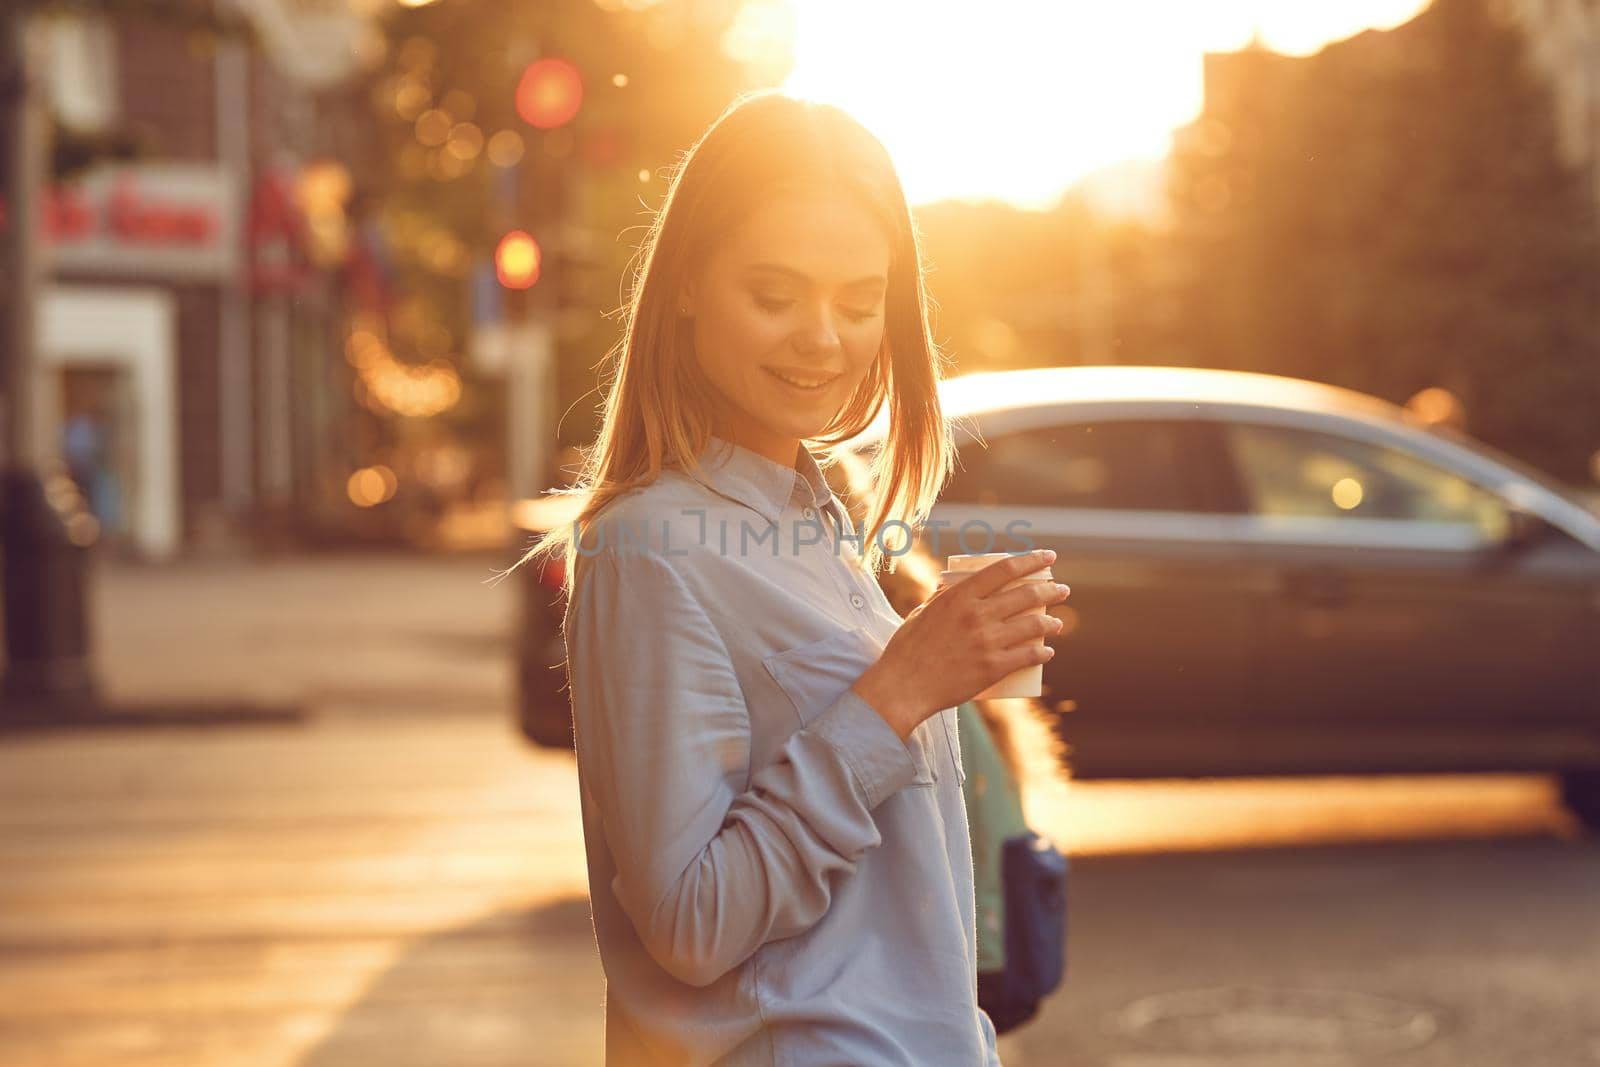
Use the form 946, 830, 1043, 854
517, 636, 574, 751
1559, 770, 1600, 832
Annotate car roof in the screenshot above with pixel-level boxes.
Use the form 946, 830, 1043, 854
848, 365, 1600, 550
858, 366, 1406, 440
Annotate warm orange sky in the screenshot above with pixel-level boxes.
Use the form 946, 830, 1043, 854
777, 0, 1433, 210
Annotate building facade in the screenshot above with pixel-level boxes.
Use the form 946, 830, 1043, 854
33, 8, 373, 559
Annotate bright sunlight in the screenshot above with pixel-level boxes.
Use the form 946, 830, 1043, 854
780, 0, 1434, 210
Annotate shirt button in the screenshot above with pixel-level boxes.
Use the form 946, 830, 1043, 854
802, 506, 816, 520
849, 593, 865, 609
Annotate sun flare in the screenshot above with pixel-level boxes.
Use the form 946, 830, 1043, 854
780, 0, 1433, 210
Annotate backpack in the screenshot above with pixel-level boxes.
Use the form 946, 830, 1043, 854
956, 701, 1068, 1034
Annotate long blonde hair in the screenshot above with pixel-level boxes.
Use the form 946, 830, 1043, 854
499, 90, 953, 593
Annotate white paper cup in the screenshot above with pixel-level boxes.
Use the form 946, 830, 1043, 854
940, 553, 1055, 700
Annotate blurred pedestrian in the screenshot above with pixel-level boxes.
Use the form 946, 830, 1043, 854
506, 90, 1070, 1065
62, 403, 122, 535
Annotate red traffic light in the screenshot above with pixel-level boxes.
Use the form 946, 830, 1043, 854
495, 230, 542, 289
516, 58, 583, 130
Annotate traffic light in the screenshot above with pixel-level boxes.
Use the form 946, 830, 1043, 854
515, 58, 583, 131
495, 229, 541, 289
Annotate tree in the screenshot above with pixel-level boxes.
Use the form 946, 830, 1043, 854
333, 0, 773, 498
1168, 0, 1600, 481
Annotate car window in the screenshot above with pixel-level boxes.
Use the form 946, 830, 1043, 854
942, 420, 1212, 511
1226, 422, 1509, 533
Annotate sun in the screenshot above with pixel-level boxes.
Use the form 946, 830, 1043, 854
779, 0, 1432, 210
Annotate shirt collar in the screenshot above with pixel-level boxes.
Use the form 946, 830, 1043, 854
686, 434, 835, 526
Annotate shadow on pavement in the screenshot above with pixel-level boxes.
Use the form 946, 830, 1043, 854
295, 895, 606, 1067
0, 700, 307, 734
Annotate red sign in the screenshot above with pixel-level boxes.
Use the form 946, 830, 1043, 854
15, 179, 223, 247
15, 163, 241, 281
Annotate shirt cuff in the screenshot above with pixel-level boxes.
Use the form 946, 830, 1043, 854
808, 688, 921, 808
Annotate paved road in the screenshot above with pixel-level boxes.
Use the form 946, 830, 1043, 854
2, 552, 1596, 1067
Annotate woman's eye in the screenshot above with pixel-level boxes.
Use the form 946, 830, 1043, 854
752, 293, 878, 322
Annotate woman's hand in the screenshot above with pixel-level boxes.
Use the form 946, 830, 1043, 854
850, 548, 1070, 742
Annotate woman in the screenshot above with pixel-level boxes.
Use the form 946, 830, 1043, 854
510, 91, 1070, 1066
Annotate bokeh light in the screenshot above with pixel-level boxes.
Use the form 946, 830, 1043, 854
495, 230, 542, 289
343, 318, 463, 418
347, 465, 399, 507
1332, 477, 1365, 510
294, 160, 353, 266
445, 122, 484, 161
515, 57, 584, 130
393, 77, 430, 120
1406, 386, 1467, 430
414, 108, 451, 146
486, 129, 525, 167
66, 511, 100, 547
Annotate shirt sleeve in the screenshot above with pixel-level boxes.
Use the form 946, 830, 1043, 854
565, 545, 922, 988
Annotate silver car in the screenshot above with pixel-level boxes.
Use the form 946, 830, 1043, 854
847, 367, 1600, 825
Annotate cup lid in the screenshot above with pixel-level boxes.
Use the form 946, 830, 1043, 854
939, 559, 1052, 582
945, 552, 1014, 573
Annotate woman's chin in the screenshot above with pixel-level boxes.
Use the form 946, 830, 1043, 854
740, 400, 836, 441
771, 415, 839, 443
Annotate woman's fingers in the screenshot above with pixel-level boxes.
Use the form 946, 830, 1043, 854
982, 577, 1070, 621
993, 609, 1064, 649
970, 608, 1062, 679
961, 549, 1056, 599
987, 639, 1056, 675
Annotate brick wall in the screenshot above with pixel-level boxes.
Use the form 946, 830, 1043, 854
117, 22, 218, 162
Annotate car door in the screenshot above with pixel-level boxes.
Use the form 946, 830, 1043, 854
1222, 419, 1598, 727
923, 414, 1273, 751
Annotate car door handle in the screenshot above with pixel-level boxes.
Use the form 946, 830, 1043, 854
1281, 566, 1348, 608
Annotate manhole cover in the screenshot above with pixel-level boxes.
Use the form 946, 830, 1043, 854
1110, 986, 1439, 1056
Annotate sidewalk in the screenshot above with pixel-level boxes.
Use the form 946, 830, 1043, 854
79, 549, 518, 715
0, 550, 606, 1067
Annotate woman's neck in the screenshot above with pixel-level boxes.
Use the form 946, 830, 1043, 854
710, 417, 801, 470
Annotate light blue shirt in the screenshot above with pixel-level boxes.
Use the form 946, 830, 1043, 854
563, 434, 1003, 1066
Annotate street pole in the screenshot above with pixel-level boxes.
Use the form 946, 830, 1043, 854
0, 13, 41, 473
0, 11, 100, 715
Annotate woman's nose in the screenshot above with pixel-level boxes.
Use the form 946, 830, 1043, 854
792, 302, 842, 356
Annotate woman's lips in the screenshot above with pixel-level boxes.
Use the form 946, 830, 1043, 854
765, 366, 842, 391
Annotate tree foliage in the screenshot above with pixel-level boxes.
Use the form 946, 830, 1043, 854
339, 0, 767, 453
1167, 0, 1599, 480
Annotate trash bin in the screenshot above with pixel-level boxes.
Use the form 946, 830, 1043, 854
1, 468, 99, 712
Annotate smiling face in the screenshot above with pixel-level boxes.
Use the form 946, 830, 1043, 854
679, 188, 892, 468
